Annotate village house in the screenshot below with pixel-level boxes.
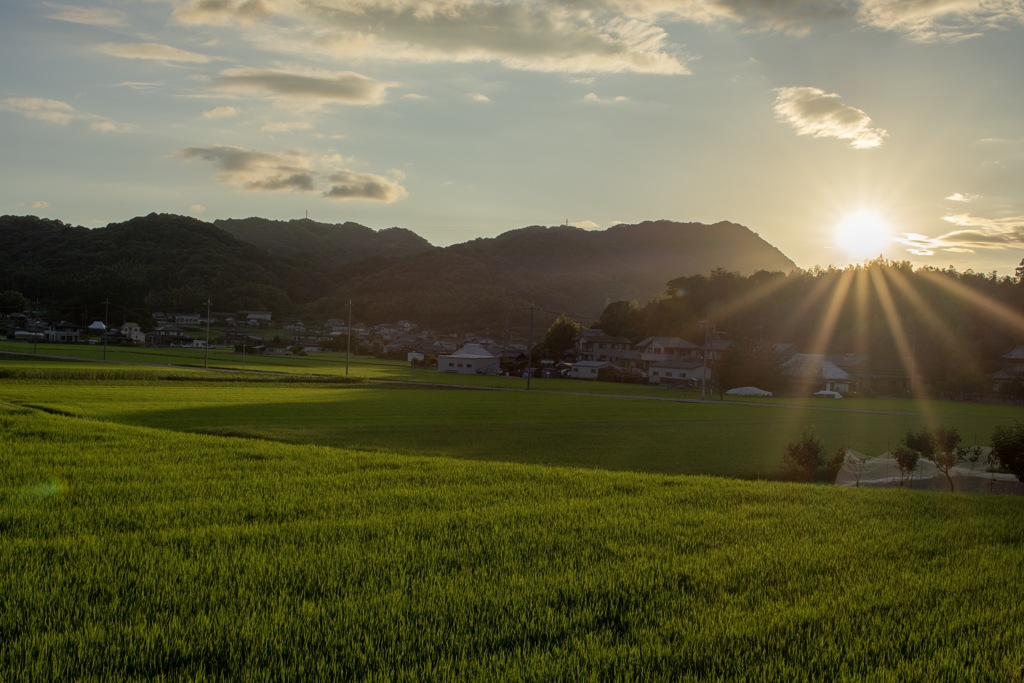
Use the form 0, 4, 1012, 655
577, 329, 637, 369
782, 354, 851, 395
120, 322, 146, 344
647, 359, 707, 386
993, 345, 1024, 394
438, 343, 501, 376
569, 360, 622, 381
45, 321, 81, 344
174, 313, 201, 326
635, 336, 702, 373
240, 311, 272, 326
146, 325, 192, 347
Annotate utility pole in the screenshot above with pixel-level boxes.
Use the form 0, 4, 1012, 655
30, 299, 39, 355
909, 330, 917, 396
526, 303, 535, 390
346, 299, 352, 377
699, 319, 712, 400
102, 298, 110, 361
204, 299, 212, 369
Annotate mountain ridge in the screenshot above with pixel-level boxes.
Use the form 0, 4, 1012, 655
1, 213, 797, 327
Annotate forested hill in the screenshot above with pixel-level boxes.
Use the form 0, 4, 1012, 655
0, 214, 331, 315
215, 217, 433, 266
1, 214, 796, 326
319, 220, 797, 325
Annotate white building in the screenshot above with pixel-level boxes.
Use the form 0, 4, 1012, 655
120, 322, 146, 344
438, 343, 500, 376
569, 360, 621, 380
647, 360, 707, 386
46, 321, 80, 344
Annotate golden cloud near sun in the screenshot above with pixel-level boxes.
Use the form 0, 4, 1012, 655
835, 210, 892, 261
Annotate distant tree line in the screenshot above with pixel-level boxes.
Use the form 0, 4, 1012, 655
587, 261, 1024, 399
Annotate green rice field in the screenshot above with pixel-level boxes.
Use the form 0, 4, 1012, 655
2, 357, 1024, 678
0, 359, 1019, 477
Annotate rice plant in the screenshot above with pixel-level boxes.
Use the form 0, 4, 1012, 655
2, 405, 1023, 680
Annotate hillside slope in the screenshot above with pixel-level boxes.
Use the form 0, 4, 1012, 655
318, 220, 796, 326
2, 214, 795, 327
0, 213, 324, 315
215, 217, 434, 267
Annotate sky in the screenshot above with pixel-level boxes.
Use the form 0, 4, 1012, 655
1, 0, 1023, 275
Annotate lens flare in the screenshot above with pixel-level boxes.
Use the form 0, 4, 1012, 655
836, 211, 891, 261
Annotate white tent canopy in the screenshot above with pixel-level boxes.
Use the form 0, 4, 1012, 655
725, 386, 773, 397
834, 448, 1023, 494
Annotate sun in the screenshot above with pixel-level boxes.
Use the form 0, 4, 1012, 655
835, 210, 891, 261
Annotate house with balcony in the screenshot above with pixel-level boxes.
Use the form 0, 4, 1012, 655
46, 321, 81, 344
576, 329, 637, 369
635, 336, 701, 372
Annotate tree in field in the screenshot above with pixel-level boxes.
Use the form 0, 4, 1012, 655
783, 428, 825, 482
535, 314, 581, 361
990, 420, 1024, 483
891, 444, 920, 487
901, 427, 979, 492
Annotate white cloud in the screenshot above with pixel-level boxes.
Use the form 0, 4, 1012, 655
90, 121, 135, 133
325, 171, 409, 202
213, 68, 393, 107
173, 0, 274, 26
583, 92, 629, 103
44, 3, 127, 27
202, 106, 242, 120
190, 203, 207, 213
980, 137, 1024, 144
24, 200, 50, 210
469, 93, 492, 103
119, 81, 166, 90
603, 0, 1024, 41
896, 213, 1024, 254
0, 98, 76, 125
607, 0, 854, 35
574, 219, 601, 228
96, 42, 213, 64
857, 0, 1024, 42
1, 97, 134, 132
260, 121, 314, 133
179, 146, 316, 192
773, 86, 888, 149
946, 192, 980, 202
178, 1, 691, 75
177, 144, 408, 202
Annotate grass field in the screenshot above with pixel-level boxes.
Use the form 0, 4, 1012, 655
1, 361, 1020, 478
3, 404, 1024, 680
3, 358, 1024, 678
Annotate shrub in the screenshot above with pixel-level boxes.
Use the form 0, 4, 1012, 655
783, 428, 824, 482
991, 420, 1024, 483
